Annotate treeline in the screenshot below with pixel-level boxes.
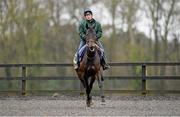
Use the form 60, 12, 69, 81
0, 0, 179, 91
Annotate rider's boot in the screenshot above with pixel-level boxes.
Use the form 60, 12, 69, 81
101, 55, 110, 70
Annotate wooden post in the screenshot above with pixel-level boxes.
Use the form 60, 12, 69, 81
22, 66, 26, 96
142, 64, 147, 95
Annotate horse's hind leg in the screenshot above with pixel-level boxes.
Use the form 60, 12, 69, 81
98, 74, 105, 102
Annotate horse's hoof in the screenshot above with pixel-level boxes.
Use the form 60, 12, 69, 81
101, 98, 106, 105
102, 98, 105, 102
86, 99, 93, 107
90, 101, 94, 105
86, 101, 91, 107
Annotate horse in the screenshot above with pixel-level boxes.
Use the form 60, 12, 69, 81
75, 24, 105, 107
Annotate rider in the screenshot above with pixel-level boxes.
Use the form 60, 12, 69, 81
73, 8, 110, 70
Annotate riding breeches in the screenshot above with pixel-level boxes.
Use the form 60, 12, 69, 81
73, 39, 106, 65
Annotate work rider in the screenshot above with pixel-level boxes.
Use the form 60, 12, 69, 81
73, 8, 110, 70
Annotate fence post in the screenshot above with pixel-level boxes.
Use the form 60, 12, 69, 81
142, 64, 147, 95
21, 66, 27, 96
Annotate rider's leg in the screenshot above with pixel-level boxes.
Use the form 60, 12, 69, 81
73, 39, 86, 70
97, 41, 110, 70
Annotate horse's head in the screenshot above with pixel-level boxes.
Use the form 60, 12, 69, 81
85, 24, 97, 52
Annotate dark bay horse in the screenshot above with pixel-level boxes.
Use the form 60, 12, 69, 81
76, 24, 105, 107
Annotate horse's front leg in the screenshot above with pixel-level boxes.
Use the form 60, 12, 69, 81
98, 72, 105, 102
88, 76, 96, 103
89, 77, 95, 91
80, 79, 85, 88
84, 74, 91, 107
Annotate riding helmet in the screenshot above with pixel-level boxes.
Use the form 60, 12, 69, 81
84, 8, 93, 16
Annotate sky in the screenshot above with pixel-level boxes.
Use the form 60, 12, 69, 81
90, 1, 151, 38
89, 1, 179, 41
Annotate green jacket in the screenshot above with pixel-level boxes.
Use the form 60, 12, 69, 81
79, 19, 102, 40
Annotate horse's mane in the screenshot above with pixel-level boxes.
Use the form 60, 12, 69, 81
86, 24, 96, 41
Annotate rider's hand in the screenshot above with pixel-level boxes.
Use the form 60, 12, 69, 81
82, 35, 86, 41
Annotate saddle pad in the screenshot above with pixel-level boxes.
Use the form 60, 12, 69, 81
78, 45, 87, 62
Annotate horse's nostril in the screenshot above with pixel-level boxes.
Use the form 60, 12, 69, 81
90, 47, 94, 51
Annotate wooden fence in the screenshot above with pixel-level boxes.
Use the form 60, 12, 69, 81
0, 62, 180, 95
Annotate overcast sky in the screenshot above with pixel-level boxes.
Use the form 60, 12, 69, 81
90, 1, 151, 38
